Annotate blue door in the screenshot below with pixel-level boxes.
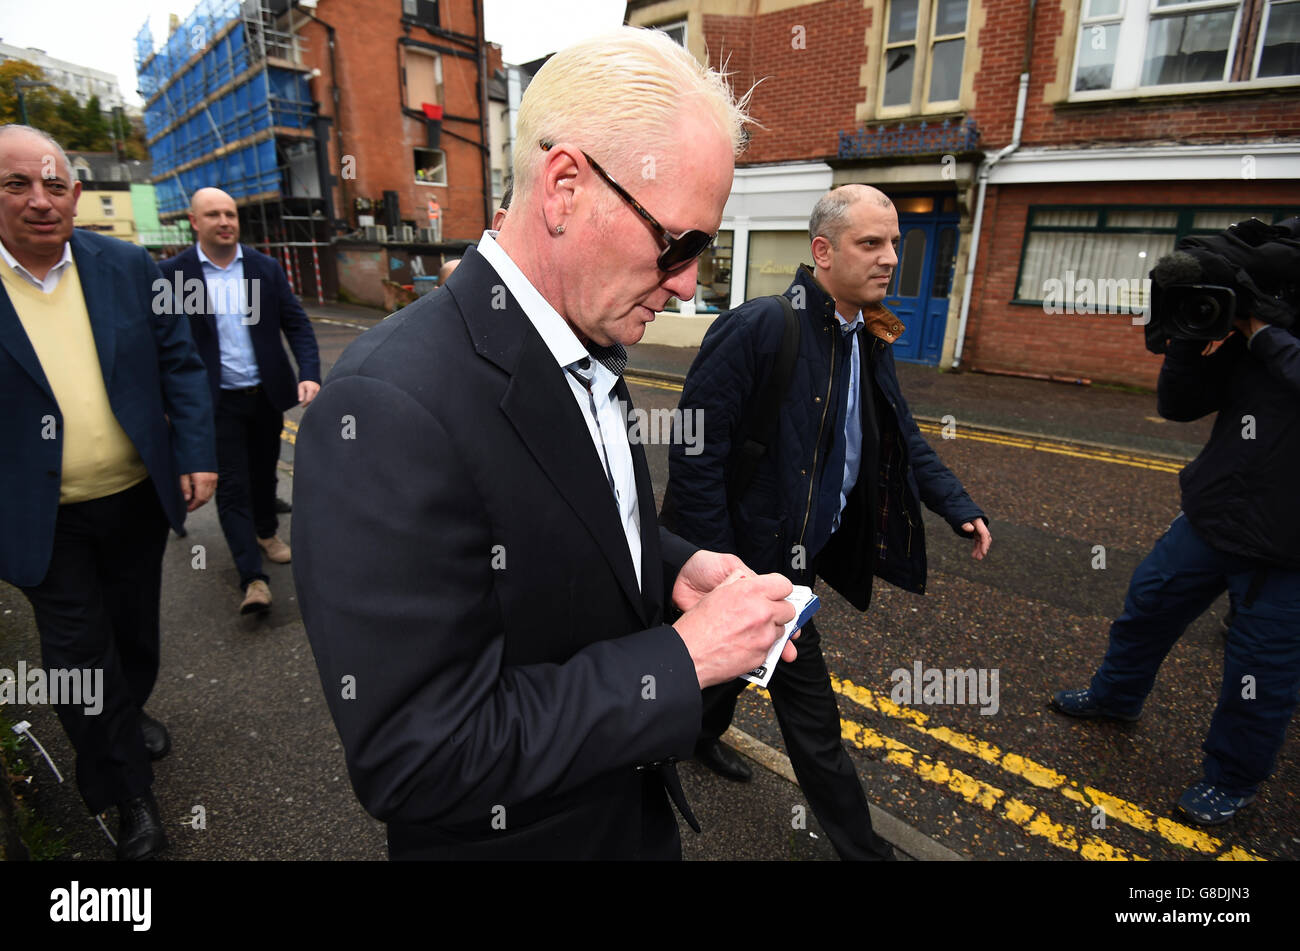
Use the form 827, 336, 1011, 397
883, 206, 959, 365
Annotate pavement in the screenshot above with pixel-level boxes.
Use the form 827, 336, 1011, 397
624, 331, 1213, 861
0, 299, 1235, 864
628, 341, 1213, 462
324, 304, 1217, 860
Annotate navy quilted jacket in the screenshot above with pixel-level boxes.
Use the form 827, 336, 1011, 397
1158, 323, 1300, 570
663, 266, 985, 610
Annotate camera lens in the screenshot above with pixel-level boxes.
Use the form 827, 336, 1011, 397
1182, 295, 1220, 333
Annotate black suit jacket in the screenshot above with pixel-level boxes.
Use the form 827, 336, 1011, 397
292, 248, 702, 859
0, 229, 215, 588
158, 244, 320, 412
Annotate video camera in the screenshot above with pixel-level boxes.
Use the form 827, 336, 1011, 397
1145, 216, 1300, 354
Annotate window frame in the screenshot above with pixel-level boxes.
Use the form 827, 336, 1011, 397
1253, 0, 1300, 78
401, 0, 440, 30
1069, 0, 1299, 101
1012, 203, 1300, 307
877, 0, 970, 118
653, 19, 687, 47
401, 45, 444, 112
413, 147, 448, 186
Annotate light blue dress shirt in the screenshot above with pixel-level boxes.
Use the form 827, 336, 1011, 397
198, 245, 260, 389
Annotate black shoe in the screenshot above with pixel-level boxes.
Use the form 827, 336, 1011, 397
1049, 688, 1141, 722
694, 738, 753, 782
116, 793, 167, 860
275, 496, 293, 514
139, 711, 171, 760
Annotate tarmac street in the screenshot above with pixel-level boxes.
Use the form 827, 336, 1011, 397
1, 301, 1295, 863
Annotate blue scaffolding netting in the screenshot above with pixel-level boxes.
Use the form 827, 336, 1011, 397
136, 0, 314, 217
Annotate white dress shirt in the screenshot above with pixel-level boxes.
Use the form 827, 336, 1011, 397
0, 240, 74, 294
476, 231, 642, 589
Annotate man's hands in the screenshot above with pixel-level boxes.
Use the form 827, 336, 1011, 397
181, 471, 217, 511
962, 517, 992, 560
298, 380, 321, 406
672, 550, 750, 613
673, 564, 797, 689
1234, 315, 1267, 340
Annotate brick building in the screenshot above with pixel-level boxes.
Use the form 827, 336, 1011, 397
137, 0, 494, 304
626, 0, 1300, 387
295, 0, 497, 243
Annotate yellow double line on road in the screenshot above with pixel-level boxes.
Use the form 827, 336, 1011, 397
284, 373, 1184, 474
624, 372, 1187, 474
913, 421, 1185, 474
280, 370, 1231, 857
752, 678, 1264, 860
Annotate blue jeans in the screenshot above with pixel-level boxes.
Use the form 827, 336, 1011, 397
1089, 513, 1300, 795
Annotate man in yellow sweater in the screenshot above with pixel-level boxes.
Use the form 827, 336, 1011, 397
0, 125, 217, 860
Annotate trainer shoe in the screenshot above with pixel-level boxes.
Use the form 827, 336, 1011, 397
1177, 781, 1256, 826
257, 534, 292, 563
240, 579, 272, 615
1049, 687, 1141, 722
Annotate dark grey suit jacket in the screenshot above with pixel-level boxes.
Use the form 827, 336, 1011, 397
292, 247, 702, 859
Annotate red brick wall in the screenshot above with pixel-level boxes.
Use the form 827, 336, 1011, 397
974, 0, 1300, 149
966, 179, 1300, 387
697, 0, 1300, 162
309, 0, 487, 239
968, 0, 1031, 145
703, 0, 872, 164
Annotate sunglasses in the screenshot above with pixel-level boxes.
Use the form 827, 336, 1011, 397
541, 140, 715, 273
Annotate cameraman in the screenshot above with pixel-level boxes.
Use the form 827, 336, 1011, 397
1052, 287, 1300, 826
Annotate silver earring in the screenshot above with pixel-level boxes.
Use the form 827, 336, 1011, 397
555, 224, 565, 234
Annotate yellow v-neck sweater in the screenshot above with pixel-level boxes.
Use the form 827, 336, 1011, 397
1, 254, 148, 503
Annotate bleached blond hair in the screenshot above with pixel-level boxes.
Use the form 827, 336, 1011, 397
513, 26, 751, 197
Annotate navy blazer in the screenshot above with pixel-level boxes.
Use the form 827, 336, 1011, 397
158, 244, 320, 413
292, 247, 703, 859
0, 229, 217, 588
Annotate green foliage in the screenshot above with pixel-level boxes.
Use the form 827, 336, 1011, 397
0, 59, 147, 160
0, 711, 69, 861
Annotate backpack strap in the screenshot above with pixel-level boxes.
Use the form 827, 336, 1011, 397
729, 294, 800, 500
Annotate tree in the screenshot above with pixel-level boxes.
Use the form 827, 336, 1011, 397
1, 61, 123, 154
51, 92, 86, 146
79, 95, 110, 150
0, 59, 59, 126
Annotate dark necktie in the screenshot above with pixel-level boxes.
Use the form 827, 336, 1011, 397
565, 358, 619, 501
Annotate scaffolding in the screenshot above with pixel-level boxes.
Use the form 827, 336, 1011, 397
135, 0, 332, 299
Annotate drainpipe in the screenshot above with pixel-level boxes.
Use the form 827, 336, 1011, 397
952, 0, 1037, 369
474, 0, 493, 229
293, 2, 347, 231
